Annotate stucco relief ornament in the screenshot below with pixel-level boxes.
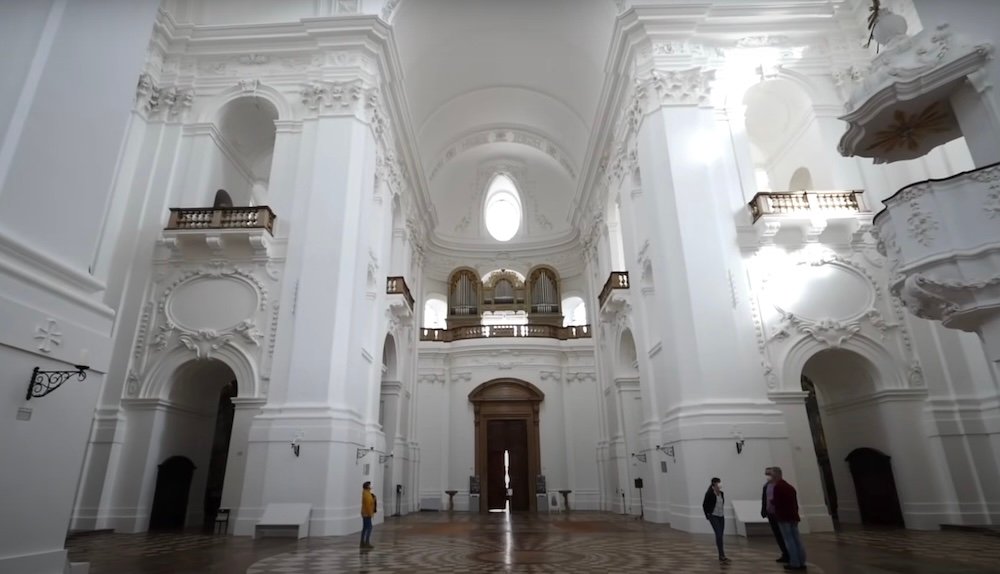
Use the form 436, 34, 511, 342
34, 318, 62, 353
648, 68, 715, 107
905, 199, 939, 246
178, 330, 233, 360
125, 370, 141, 398
233, 320, 264, 345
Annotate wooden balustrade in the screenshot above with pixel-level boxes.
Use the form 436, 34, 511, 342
166, 206, 276, 234
420, 324, 592, 342
598, 271, 630, 309
748, 190, 867, 222
386, 276, 414, 310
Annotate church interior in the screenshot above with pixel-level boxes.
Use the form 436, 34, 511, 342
2, 0, 1000, 572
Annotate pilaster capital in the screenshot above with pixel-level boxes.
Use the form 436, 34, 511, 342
299, 78, 386, 133
135, 72, 194, 121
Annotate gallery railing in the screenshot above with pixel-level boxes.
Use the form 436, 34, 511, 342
165, 206, 276, 234
386, 276, 415, 310
748, 190, 867, 222
598, 271, 630, 309
420, 324, 591, 342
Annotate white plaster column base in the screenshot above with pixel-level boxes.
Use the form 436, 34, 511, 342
234, 406, 378, 537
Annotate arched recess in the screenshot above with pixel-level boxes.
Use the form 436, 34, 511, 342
617, 329, 640, 378
141, 344, 259, 400
780, 333, 905, 394
422, 294, 447, 329
379, 334, 403, 513
198, 82, 293, 124
793, 346, 918, 529
469, 379, 544, 513
788, 166, 814, 190
562, 295, 587, 327
742, 77, 832, 192
213, 189, 233, 208
606, 194, 626, 272
119, 357, 243, 532
612, 328, 644, 516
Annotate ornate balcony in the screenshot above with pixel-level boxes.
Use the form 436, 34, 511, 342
420, 324, 591, 342
166, 206, 276, 234
598, 271, 629, 309
748, 190, 867, 222
740, 190, 872, 247
386, 276, 414, 310
161, 206, 276, 257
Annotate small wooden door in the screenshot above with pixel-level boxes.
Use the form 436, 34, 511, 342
846, 448, 904, 527
149, 456, 196, 530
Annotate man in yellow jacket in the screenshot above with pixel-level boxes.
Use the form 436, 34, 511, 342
360, 481, 376, 549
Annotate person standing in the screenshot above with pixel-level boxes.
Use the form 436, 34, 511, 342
761, 467, 790, 563
360, 481, 376, 549
771, 467, 806, 571
701, 477, 730, 563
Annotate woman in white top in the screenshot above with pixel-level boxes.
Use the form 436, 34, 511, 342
701, 477, 730, 563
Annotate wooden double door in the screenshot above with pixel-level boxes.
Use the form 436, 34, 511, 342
486, 419, 530, 511
470, 379, 544, 513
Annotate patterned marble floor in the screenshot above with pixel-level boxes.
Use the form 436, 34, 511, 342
66, 512, 1000, 573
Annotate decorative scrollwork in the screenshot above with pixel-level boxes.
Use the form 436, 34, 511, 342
25, 365, 88, 401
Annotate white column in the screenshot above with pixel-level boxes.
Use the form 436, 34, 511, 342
236, 83, 382, 536
0, 2, 159, 572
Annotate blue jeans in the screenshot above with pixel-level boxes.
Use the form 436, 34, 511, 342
361, 516, 373, 545
778, 521, 806, 568
707, 515, 726, 559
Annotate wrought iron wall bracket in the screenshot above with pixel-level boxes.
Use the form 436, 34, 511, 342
25, 365, 89, 400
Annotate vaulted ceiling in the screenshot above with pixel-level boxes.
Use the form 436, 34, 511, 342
393, 0, 618, 249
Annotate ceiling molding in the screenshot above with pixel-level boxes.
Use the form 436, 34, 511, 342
428, 125, 578, 181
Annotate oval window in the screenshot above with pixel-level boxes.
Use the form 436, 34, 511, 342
484, 174, 522, 242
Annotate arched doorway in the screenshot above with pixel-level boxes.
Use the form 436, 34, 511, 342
801, 348, 906, 527
149, 456, 196, 530
846, 448, 904, 527
469, 379, 544, 513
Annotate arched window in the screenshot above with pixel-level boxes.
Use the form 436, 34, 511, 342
422, 296, 447, 329
562, 296, 587, 327
484, 174, 522, 242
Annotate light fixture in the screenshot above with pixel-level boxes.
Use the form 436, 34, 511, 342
379, 452, 394, 464
655, 445, 676, 462
25, 365, 89, 400
357, 446, 374, 462
631, 452, 647, 463
735, 432, 746, 455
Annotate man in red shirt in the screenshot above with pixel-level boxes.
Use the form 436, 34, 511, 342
771, 467, 807, 570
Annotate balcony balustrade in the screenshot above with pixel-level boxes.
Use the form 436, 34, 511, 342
386, 276, 414, 310
748, 190, 867, 222
166, 205, 276, 234
420, 323, 591, 342
598, 271, 629, 309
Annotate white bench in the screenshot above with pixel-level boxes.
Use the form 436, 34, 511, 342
732, 500, 771, 538
254, 503, 311, 539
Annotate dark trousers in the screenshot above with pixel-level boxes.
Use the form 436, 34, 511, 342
707, 515, 726, 559
361, 516, 373, 545
768, 515, 789, 558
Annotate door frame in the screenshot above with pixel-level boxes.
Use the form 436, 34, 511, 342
469, 379, 544, 513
